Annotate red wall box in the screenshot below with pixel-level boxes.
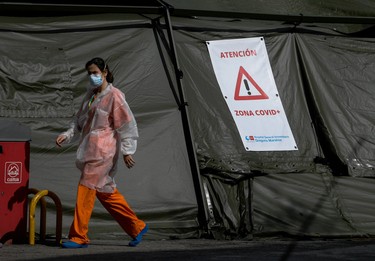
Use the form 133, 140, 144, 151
0, 120, 31, 244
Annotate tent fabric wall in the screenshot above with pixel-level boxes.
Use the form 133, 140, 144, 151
296, 34, 375, 177
0, 14, 200, 240
172, 17, 375, 238
167, 0, 375, 35
168, 0, 375, 17
174, 22, 322, 174
253, 172, 375, 237
0, 6, 375, 240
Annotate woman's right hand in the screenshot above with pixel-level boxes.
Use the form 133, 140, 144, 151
56, 135, 67, 147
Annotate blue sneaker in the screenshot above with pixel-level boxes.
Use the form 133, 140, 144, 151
129, 224, 148, 247
61, 240, 88, 249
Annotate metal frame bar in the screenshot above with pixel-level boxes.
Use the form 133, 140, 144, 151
158, 1, 209, 233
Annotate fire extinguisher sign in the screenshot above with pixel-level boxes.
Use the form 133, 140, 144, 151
4, 162, 22, 184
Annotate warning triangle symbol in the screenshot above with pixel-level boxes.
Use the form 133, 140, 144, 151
234, 66, 269, 100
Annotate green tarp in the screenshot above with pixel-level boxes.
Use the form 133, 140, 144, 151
0, 1, 374, 241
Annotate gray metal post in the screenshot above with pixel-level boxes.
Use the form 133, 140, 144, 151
158, 1, 209, 233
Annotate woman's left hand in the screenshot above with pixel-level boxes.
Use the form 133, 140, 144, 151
123, 154, 135, 169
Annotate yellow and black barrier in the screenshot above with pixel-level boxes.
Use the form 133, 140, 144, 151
28, 189, 62, 245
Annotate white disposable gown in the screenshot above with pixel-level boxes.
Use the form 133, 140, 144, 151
61, 84, 138, 193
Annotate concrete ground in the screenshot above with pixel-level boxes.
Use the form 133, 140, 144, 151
1, 237, 375, 261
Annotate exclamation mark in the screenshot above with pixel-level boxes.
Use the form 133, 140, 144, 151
244, 79, 251, 95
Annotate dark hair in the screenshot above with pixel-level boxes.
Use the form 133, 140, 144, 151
85, 57, 114, 83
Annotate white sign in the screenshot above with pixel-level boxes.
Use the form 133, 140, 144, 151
206, 37, 298, 151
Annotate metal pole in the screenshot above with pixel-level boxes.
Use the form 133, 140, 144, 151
29, 190, 62, 246
158, 1, 209, 233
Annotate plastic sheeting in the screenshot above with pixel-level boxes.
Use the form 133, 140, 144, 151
0, 10, 374, 240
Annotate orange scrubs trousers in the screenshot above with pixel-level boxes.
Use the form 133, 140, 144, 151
68, 184, 146, 244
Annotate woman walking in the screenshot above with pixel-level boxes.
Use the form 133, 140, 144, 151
56, 57, 148, 248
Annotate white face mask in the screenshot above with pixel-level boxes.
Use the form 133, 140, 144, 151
89, 73, 103, 88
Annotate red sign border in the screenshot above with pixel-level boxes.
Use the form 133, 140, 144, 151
234, 66, 269, 100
